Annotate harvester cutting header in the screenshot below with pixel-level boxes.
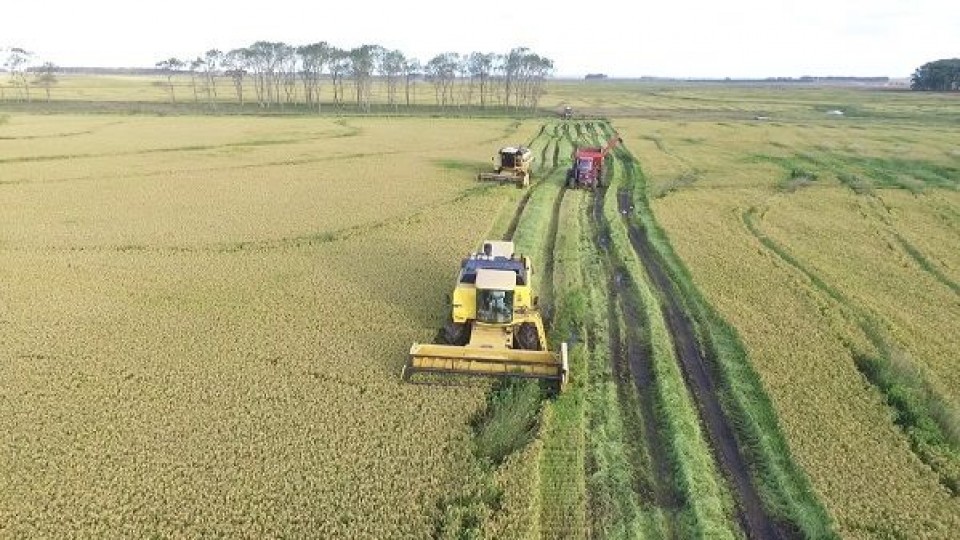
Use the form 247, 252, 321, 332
405, 240, 568, 390
478, 146, 535, 187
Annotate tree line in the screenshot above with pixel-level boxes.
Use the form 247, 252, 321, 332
911, 58, 960, 91
1, 47, 59, 102
155, 43, 554, 111
1, 43, 554, 110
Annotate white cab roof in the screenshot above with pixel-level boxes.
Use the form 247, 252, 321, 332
475, 268, 517, 290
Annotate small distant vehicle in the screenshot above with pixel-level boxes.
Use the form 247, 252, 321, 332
478, 146, 535, 187
561, 106, 573, 119
566, 134, 622, 189
404, 240, 568, 389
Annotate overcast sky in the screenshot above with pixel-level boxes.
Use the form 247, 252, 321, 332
3, 0, 958, 78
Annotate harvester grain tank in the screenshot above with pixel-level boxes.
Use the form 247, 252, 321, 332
478, 146, 534, 187
404, 240, 568, 389
566, 134, 623, 189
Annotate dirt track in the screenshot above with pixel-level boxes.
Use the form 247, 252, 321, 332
615, 188, 790, 540
592, 185, 682, 515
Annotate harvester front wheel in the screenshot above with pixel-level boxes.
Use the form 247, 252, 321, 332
443, 320, 471, 346
515, 322, 541, 350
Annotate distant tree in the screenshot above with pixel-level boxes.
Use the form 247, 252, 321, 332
34, 62, 58, 102
518, 53, 553, 109
278, 45, 298, 107
490, 54, 507, 106
403, 57, 421, 107
425, 52, 459, 107
500, 47, 553, 109
297, 41, 331, 112
155, 57, 184, 103
223, 49, 248, 107
188, 57, 204, 103
203, 49, 223, 107
911, 59, 960, 91
503, 47, 528, 108
468, 52, 495, 108
349, 44, 382, 111
245, 41, 290, 107
328, 48, 349, 107
379, 49, 406, 109
5, 47, 33, 102
456, 54, 471, 107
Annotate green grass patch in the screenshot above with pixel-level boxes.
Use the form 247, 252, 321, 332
753, 152, 959, 193
473, 381, 546, 466
434, 158, 491, 173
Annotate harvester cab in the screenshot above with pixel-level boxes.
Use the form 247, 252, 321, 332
562, 106, 573, 119
566, 134, 623, 190
404, 240, 568, 390
478, 146, 534, 188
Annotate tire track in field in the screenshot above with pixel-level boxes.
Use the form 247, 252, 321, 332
577, 120, 680, 537
613, 145, 790, 539
863, 195, 960, 297
0, 120, 129, 141
591, 175, 683, 527
743, 203, 960, 496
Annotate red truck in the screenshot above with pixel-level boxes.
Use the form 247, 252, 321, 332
566, 134, 622, 189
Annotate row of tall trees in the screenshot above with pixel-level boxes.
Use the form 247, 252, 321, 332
911, 59, 960, 91
1, 47, 59, 102
157, 43, 554, 111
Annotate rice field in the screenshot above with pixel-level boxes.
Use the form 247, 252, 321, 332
3, 80, 960, 538
0, 113, 541, 537
618, 109, 960, 537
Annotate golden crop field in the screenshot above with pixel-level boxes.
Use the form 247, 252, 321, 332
616, 108, 960, 538
4, 80, 960, 539
0, 113, 542, 537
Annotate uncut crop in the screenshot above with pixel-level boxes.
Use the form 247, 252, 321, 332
0, 114, 542, 537
616, 109, 960, 538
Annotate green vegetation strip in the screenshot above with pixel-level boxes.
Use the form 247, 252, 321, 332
751, 152, 959, 193
619, 141, 837, 537
538, 189, 588, 539
579, 198, 663, 539
600, 135, 738, 539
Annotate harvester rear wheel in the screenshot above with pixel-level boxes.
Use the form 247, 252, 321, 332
442, 320, 471, 346
514, 322, 541, 350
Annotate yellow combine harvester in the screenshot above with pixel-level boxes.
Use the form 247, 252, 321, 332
477, 146, 534, 187
404, 240, 568, 389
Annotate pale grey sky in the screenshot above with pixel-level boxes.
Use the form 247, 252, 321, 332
3, 0, 958, 78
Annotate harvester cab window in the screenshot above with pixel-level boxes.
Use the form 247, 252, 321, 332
501, 152, 516, 168
577, 158, 593, 172
476, 289, 514, 324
